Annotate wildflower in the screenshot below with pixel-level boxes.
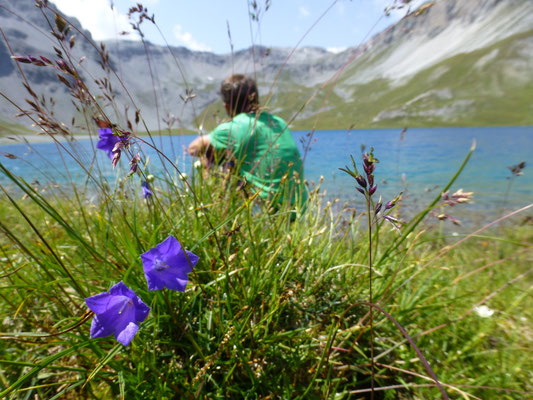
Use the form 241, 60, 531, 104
96, 128, 119, 160
85, 281, 150, 346
193, 159, 202, 169
141, 181, 153, 199
474, 305, 495, 318
141, 235, 199, 291
97, 128, 130, 167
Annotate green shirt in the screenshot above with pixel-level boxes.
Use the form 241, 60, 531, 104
208, 112, 308, 208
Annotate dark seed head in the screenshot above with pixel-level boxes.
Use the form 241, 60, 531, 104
355, 175, 367, 188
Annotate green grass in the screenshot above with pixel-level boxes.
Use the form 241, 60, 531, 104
0, 149, 531, 399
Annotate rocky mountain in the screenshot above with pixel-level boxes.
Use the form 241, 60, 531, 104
305, 0, 533, 128
0, 0, 531, 135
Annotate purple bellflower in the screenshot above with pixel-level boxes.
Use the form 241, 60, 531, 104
96, 128, 118, 160
141, 235, 199, 291
85, 281, 150, 346
141, 181, 153, 198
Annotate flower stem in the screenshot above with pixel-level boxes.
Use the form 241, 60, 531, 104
366, 192, 375, 399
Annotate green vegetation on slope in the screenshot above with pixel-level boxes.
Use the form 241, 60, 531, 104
290, 30, 533, 130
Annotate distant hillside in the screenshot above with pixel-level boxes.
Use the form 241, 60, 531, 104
0, 0, 531, 135
289, 0, 533, 129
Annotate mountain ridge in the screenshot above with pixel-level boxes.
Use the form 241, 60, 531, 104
0, 0, 531, 134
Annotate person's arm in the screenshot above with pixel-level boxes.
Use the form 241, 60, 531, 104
187, 135, 211, 156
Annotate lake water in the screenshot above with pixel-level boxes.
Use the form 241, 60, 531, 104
1, 126, 532, 226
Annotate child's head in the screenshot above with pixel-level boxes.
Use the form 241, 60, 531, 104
220, 74, 259, 116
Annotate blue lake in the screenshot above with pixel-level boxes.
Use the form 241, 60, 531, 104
1, 126, 532, 225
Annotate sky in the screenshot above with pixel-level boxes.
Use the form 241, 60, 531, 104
50, 0, 426, 54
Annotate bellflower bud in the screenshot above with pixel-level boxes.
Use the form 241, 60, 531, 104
355, 175, 367, 188
112, 151, 121, 169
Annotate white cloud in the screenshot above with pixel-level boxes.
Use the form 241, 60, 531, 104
173, 25, 212, 52
327, 47, 347, 54
51, 0, 137, 41
299, 6, 310, 17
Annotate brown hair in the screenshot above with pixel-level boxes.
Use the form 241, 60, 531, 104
220, 74, 259, 116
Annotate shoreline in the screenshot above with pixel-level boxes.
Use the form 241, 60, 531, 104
0, 134, 93, 146
0, 132, 198, 146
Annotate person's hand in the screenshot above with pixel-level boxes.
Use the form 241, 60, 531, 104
188, 135, 211, 156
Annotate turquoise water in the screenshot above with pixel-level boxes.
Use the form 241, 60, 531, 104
1, 126, 532, 224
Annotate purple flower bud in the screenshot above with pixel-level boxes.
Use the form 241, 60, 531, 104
363, 153, 371, 167
27, 56, 46, 66
112, 141, 124, 153
363, 162, 375, 176
355, 175, 367, 188
356, 187, 365, 195
129, 153, 140, 175
374, 202, 382, 215
369, 185, 377, 196
368, 174, 374, 187
56, 59, 74, 74
385, 200, 395, 210
11, 56, 31, 64
112, 151, 121, 169
141, 181, 153, 199
40, 56, 53, 64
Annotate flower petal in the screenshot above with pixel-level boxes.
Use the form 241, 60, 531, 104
158, 235, 182, 259
90, 314, 115, 339
165, 249, 198, 274
133, 298, 151, 321
140, 250, 156, 272
163, 277, 190, 292
109, 281, 137, 299
85, 292, 114, 314
145, 268, 166, 291
115, 321, 139, 346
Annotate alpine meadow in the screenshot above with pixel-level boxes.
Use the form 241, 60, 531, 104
0, 1, 532, 399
